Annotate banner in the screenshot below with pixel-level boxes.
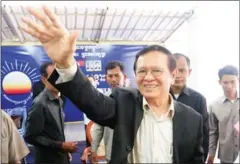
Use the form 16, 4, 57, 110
1, 44, 147, 122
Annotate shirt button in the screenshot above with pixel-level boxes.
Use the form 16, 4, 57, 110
236, 145, 238, 147
126, 146, 132, 151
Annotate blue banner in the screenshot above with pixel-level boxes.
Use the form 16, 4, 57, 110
1, 44, 147, 122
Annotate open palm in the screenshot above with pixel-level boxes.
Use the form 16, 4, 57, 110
21, 5, 78, 68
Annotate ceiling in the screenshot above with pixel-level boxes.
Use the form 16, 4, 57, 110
2, 4, 194, 43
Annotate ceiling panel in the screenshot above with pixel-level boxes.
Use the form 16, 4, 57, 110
1, 5, 194, 43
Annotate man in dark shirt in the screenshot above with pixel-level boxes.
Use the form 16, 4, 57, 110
25, 62, 77, 164
170, 53, 209, 161
32, 62, 66, 103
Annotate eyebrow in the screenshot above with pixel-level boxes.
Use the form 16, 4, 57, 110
137, 66, 164, 70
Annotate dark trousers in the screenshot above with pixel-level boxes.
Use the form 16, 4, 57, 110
85, 125, 91, 147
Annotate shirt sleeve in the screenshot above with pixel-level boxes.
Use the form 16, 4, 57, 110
208, 104, 219, 157
55, 62, 78, 84
5, 112, 30, 163
91, 123, 104, 152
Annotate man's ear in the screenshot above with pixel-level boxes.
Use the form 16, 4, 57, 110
171, 69, 177, 85
218, 79, 221, 85
124, 74, 127, 80
41, 76, 47, 85
189, 68, 192, 76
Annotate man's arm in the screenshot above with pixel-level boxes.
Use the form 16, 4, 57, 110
24, 102, 63, 149
208, 105, 219, 158
48, 63, 116, 128
191, 115, 204, 163
91, 123, 104, 152
199, 96, 209, 161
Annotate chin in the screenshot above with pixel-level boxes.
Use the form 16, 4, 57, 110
142, 92, 158, 99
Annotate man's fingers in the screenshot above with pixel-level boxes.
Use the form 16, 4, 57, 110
70, 31, 79, 50
21, 17, 54, 38
42, 5, 62, 28
20, 22, 40, 38
26, 6, 52, 29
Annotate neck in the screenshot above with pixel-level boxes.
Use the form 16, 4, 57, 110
146, 94, 170, 112
225, 91, 237, 100
51, 90, 60, 99
171, 85, 185, 94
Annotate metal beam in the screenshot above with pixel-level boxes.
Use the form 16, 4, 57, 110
125, 10, 144, 40
105, 8, 117, 40
67, 28, 172, 31
135, 10, 154, 41
64, 6, 68, 29
153, 12, 179, 41
96, 7, 108, 42
10, 11, 184, 18
113, 9, 126, 36
145, 11, 171, 41
140, 11, 163, 40
90, 8, 98, 41
3, 6, 25, 43
2, 30, 7, 40
74, 7, 78, 29
82, 8, 88, 39
162, 10, 194, 42
120, 10, 136, 38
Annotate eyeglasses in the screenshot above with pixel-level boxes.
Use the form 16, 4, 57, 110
136, 68, 164, 77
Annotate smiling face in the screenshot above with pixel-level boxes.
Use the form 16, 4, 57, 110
135, 51, 176, 99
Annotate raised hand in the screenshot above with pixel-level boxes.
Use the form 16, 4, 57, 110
20, 5, 78, 68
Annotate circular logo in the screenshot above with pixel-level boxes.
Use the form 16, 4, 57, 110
2, 71, 32, 94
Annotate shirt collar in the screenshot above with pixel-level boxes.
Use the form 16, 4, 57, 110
220, 91, 239, 103
142, 94, 175, 118
170, 86, 190, 97
44, 88, 60, 101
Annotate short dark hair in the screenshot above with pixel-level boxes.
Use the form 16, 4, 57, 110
133, 45, 176, 72
218, 65, 239, 80
40, 61, 53, 77
173, 53, 191, 67
105, 61, 124, 74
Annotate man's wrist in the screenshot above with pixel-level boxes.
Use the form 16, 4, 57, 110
55, 57, 76, 69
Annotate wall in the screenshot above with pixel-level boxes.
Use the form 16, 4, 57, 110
165, 1, 239, 104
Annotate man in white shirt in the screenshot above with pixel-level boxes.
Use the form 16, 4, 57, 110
1, 109, 30, 164
20, 6, 204, 163
207, 65, 239, 164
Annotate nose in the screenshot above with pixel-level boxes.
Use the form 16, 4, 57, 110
175, 70, 181, 78
112, 76, 117, 82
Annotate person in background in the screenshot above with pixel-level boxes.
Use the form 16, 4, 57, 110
207, 65, 239, 164
24, 62, 77, 164
8, 107, 28, 164
170, 53, 209, 161
21, 6, 204, 163
1, 109, 29, 164
83, 75, 98, 148
90, 61, 126, 163
32, 62, 66, 105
